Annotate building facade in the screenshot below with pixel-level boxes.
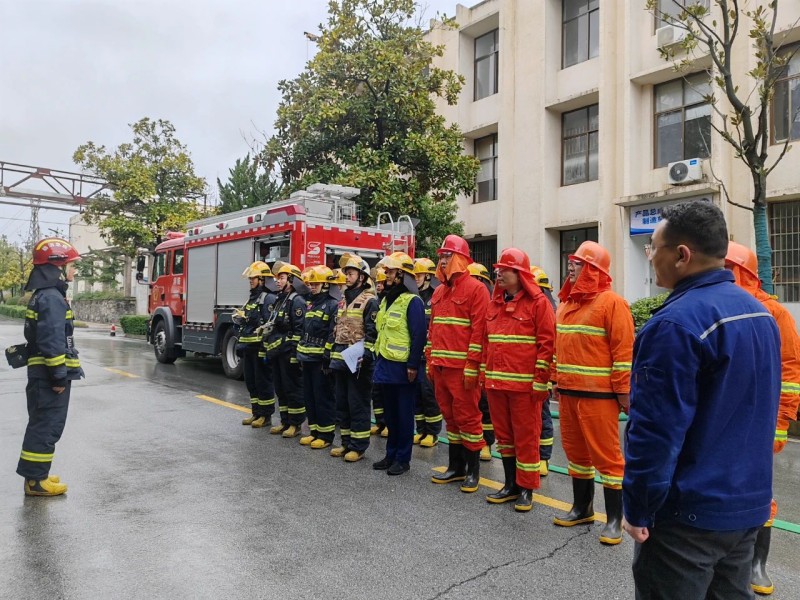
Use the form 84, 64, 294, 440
426, 0, 800, 318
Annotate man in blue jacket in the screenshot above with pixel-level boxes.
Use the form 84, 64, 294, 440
623, 201, 781, 599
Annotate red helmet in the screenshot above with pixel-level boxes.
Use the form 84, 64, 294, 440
570, 241, 610, 275
32, 238, 81, 266
494, 248, 531, 273
437, 234, 471, 259
725, 241, 758, 279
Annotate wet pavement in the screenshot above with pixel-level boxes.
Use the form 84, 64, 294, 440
1, 318, 798, 599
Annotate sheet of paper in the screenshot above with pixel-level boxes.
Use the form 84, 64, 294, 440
340, 340, 365, 374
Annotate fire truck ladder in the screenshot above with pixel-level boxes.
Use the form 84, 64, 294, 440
376, 212, 415, 255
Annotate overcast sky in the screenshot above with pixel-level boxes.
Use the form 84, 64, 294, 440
0, 0, 459, 245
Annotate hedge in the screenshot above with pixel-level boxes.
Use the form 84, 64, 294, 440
0, 305, 27, 319
120, 315, 149, 335
630, 293, 669, 331
73, 291, 130, 301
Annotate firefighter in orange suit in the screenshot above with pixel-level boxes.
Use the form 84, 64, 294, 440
467, 262, 496, 461
726, 241, 800, 597
428, 235, 490, 493
482, 248, 555, 512
552, 240, 634, 545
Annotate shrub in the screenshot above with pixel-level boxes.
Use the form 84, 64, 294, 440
0, 305, 28, 319
630, 293, 669, 331
119, 315, 149, 335
73, 290, 130, 301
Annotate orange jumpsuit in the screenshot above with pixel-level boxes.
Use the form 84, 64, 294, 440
553, 266, 634, 489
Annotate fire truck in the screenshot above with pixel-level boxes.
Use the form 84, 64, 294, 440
137, 184, 415, 379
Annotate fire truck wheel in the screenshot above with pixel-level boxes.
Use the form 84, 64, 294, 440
221, 328, 244, 380
153, 320, 178, 365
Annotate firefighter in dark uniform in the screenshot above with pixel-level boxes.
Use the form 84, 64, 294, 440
531, 265, 557, 476
412, 258, 443, 447
468, 262, 496, 461
265, 262, 309, 437
328, 253, 379, 462
17, 238, 84, 496
237, 261, 278, 428
370, 267, 388, 436
296, 266, 340, 449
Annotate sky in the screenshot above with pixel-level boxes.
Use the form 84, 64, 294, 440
0, 0, 460, 246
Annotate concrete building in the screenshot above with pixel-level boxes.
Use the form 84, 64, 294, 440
426, 0, 800, 318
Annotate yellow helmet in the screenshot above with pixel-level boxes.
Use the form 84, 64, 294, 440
274, 261, 302, 279
413, 257, 436, 276
379, 252, 415, 275
305, 265, 334, 284
372, 266, 387, 282
467, 262, 491, 283
242, 261, 273, 279
339, 252, 371, 278
331, 268, 347, 285
530, 265, 553, 290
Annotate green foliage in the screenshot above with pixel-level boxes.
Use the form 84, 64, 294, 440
630, 293, 669, 331
4, 293, 32, 306
0, 305, 27, 319
72, 290, 130, 301
73, 118, 207, 256
645, 0, 794, 293
75, 248, 124, 290
262, 0, 477, 257
120, 315, 149, 335
0, 236, 30, 300
217, 154, 284, 214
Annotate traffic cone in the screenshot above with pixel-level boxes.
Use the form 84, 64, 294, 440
110, 324, 116, 337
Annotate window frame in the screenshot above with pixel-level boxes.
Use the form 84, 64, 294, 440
559, 227, 599, 284
654, 0, 709, 31
770, 44, 800, 145
562, 0, 600, 69
474, 133, 498, 204
768, 199, 800, 303
561, 104, 599, 186
173, 249, 185, 275
653, 74, 712, 168
474, 29, 499, 101
468, 238, 498, 276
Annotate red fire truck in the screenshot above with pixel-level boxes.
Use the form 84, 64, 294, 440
137, 184, 415, 378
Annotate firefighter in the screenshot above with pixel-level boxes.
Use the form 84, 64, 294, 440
725, 242, 800, 596
531, 265, 557, 477
330, 268, 348, 295
371, 252, 427, 475
328, 253, 379, 462
297, 266, 340, 450
482, 248, 556, 512
237, 261, 279, 428
412, 258, 443, 448
552, 241, 634, 546
265, 262, 309, 437
467, 262, 496, 461
17, 238, 84, 496
370, 267, 388, 436
428, 235, 490, 493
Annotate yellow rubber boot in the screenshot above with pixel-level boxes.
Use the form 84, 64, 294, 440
25, 478, 67, 497
540, 460, 549, 477
310, 439, 331, 449
380, 428, 389, 438
413, 433, 424, 445
251, 416, 267, 428
344, 451, 364, 462
330, 446, 347, 457
299, 435, 315, 446
282, 425, 301, 438
270, 423, 287, 435
420, 434, 439, 448
242, 415, 257, 426
370, 425, 380, 435
480, 445, 492, 461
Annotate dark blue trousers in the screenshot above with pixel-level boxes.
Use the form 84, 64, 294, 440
17, 379, 71, 480
382, 383, 416, 464
540, 394, 554, 460
303, 362, 336, 442
243, 347, 275, 418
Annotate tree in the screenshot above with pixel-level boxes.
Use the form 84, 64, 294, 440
262, 0, 479, 257
647, 0, 798, 292
73, 118, 207, 256
216, 153, 284, 214
0, 237, 30, 301
74, 248, 125, 291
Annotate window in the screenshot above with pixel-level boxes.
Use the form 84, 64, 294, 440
562, 0, 599, 69
562, 104, 599, 185
152, 252, 166, 280
474, 29, 498, 100
475, 134, 498, 203
469, 238, 497, 274
173, 249, 184, 275
560, 227, 598, 284
655, 0, 709, 29
654, 73, 712, 167
769, 200, 800, 302
773, 45, 800, 144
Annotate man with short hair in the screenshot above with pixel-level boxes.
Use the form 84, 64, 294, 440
623, 201, 781, 599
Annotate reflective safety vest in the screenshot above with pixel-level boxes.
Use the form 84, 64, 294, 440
376, 293, 414, 362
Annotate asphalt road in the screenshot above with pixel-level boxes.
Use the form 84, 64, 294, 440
1, 319, 798, 599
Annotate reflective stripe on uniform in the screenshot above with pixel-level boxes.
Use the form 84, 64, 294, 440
516, 459, 540, 473
485, 370, 534, 382
540, 437, 554, 446
612, 361, 632, 372
20, 450, 54, 463
460, 431, 483, 444
556, 324, 607, 337
557, 363, 612, 376
598, 472, 623, 488
430, 349, 468, 360
781, 381, 800, 394
568, 462, 596, 477
487, 334, 537, 344
775, 429, 788, 442
432, 316, 471, 327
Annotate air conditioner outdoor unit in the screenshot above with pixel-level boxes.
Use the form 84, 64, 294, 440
656, 25, 686, 49
668, 158, 703, 185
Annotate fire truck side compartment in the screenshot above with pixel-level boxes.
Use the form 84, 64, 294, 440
186, 245, 217, 323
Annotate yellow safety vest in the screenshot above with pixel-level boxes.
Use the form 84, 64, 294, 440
375, 293, 414, 362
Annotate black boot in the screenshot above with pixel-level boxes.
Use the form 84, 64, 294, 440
751, 526, 774, 595
553, 477, 595, 526
460, 449, 480, 493
599, 487, 622, 545
487, 456, 520, 504
514, 489, 533, 512
431, 443, 466, 484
